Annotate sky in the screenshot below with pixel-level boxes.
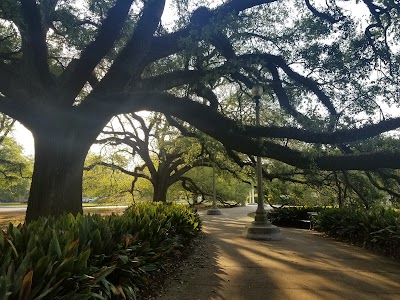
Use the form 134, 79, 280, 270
13, 122, 108, 157
13, 122, 34, 156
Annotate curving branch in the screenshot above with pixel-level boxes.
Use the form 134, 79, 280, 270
137, 0, 280, 70
92, 0, 167, 95
365, 171, 400, 198
139, 69, 205, 91
58, 0, 135, 104
109, 92, 400, 170
304, 0, 343, 24
237, 53, 337, 119
342, 171, 370, 208
112, 91, 400, 144
84, 161, 151, 181
193, 84, 219, 110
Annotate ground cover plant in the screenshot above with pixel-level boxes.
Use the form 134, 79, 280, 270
0, 203, 201, 299
269, 207, 400, 259
315, 208, 400, 259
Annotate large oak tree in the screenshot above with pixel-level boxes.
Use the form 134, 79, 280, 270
92, 113, 211, 202
1, 0, 400, 221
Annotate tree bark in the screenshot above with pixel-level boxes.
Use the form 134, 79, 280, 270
25, 131, 92, 222
152, 178, 169, 202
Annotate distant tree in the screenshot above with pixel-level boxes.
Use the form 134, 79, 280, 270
0, 113, 15, 144
83, 153, 132, 202
92, 113, 211, 202
0, 135, 32, 201
183, 166, 250, 206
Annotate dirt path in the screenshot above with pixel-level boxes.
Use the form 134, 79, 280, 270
155, 206, 400, 300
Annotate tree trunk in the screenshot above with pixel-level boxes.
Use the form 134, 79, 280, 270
152, 180, 169, 202
25, 132, 92, 222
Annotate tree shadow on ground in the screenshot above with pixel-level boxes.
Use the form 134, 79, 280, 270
153, 231, 226, 300
201, 209, 400, 300
159, 207, 400, 300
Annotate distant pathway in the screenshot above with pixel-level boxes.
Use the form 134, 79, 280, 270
0, 205, 128, 213
156, 206, 400, 300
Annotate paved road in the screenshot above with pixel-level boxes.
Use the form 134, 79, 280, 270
157, 205, 400, 300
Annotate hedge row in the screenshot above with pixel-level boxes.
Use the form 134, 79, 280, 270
268, 207, 400, 259
315, 208, 400, 259
268, 207, 325, 227
0, 203, 201, 299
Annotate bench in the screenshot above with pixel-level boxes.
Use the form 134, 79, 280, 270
299, 212, 318, 230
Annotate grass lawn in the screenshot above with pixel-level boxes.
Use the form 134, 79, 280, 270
0, 206, 127, 229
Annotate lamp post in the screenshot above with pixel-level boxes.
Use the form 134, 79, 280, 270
242, 85, 282, 240
207, 162, 222, 215
253, 86, 267, 222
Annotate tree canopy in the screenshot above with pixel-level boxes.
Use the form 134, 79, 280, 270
1, 0, 400, 219
0, 117, 32, 202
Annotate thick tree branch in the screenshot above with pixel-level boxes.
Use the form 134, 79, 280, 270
0, 95, 30, 123
342, 171, 370, 208
266, 63, 312, 123
58, 0, 135, 103
238, 53, 338, 120
19, 0, 51, 87
84, 161, 151, 181
304, 0, 343, 24
137, 0, 279, 70
139, 69, 205, 91
169, 159, 211, 184
92, 0, 166, 95
193, 84, 219, 109
117, 92, 400, 144
138, 94, 400, 170
365, 171, 400, 198
0, 62, 19, 97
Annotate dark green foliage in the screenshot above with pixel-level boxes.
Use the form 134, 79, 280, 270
0, 203, 201, 299
270, 207, 400, 259
315, 208, 400, 259
268, 207, 325, 227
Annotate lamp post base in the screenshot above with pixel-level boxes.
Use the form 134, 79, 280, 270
207, 207, 222, 215
243, 219, 282, 240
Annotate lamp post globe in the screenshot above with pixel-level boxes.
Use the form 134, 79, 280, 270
251, 85, 263, 98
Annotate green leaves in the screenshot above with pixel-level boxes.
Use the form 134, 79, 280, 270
315, 207, 400, 259
0, 203, 201, 299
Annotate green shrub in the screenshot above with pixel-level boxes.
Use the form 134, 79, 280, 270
0, 203, 201, 299
315, 208, 400, 259
268, 207, 325, 227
